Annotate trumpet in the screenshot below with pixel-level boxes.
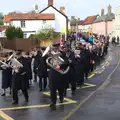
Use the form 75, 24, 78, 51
42, 46, 70, 74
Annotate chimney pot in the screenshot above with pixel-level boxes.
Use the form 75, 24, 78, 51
101, 9, 104, 16
60, 7, 65, 14
108, 4, 112, 15
48, 0, 53, 6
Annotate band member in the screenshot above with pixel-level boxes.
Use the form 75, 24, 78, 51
0, 54, 12, 96
35, 48, 48, 91
12, 51, 29, 104
83, 44, 91, 80
49, 47, 69, 109
25, 52, 32, 85
32, 48, 38, 82
75, 43, 85, 87
65, 46, 76, 95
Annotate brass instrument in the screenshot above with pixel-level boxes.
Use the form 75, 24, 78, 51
42, 46, 70, 74
8, 53, 23, 68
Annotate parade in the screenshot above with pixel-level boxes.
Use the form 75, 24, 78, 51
0, 0, 120, 119
0, 33, 109, 110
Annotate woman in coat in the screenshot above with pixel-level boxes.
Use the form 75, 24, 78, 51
0, 54, 12, 96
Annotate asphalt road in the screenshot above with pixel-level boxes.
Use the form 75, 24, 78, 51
0, 46, 118, 120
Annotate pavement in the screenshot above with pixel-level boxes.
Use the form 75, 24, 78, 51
0, 46, 119, 120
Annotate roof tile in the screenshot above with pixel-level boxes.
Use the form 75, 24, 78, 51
3, 13, 55, 23
82, 15, 98, 25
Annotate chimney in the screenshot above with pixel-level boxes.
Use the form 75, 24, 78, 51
108, 4, 112, 15
60, 7, 65, 14
48, 0, 53, 6
35, 4, 39, 13
101, 8, 104, 16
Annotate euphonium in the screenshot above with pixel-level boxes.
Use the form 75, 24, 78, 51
7, 53, 23, 72
42, 46, 70, 74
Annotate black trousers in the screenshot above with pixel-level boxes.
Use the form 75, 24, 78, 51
12, 89, 29, 102
34, 73, 37, 82
69, 79, 76, 91
50, 87, 64, 104
77, 72, 84, 86
39, 77, 47, 90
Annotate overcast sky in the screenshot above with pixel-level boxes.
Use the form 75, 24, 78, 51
1, 0, 119, 19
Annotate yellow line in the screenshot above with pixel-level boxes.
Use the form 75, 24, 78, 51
84, 83, 96, 87
88, 74, 95, 78
42, 92, 77, 103
0, 110, 14, 120
0, 102, 75, 111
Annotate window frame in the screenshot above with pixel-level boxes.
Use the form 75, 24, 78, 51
21, 21, 26, 28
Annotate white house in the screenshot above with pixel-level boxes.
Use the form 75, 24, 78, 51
3, 0, 68, 39
40, 0, 68, 39
112, 7, 120, 37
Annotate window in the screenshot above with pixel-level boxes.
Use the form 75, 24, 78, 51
23, 33, 27, 38
43, 20, 46, 24
21, 21, 25, 28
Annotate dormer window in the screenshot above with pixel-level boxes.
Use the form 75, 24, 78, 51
21, 21, 25, 28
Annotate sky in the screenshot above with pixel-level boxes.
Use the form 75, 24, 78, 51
1, 0, 119, 19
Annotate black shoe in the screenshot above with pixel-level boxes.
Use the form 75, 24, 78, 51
12, 101, 18, 105
39, 89, 42, 92
59, 100, 63, 103
50, 103, 56, 107
50, 104, 56, 111
1, 93, 5, 96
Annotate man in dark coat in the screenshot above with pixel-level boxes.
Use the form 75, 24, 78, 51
49, 49, 69, 109
65, 48, 76, 95
36, 50, 48, 91
83, 44, 91, 80
25, 52, 32, 85
12, 51, 29, 105
75, 44, 85, 87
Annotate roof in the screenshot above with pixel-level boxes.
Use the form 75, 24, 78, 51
70, 20, 83, 26
93, 13, 115, 23
3, 13, 55, 23
0, 25, 8, 32
82, 15, 98, 25
40, 5, 68, 19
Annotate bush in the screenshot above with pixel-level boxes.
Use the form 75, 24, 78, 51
5, 26, 23, 39
0, 20, 3, 25
38, 26, 60, 40
29, 26, 60, 41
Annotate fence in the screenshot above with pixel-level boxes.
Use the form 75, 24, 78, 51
0, 38, 40, 52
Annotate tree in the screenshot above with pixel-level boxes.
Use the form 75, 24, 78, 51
29, 26, 60, 40
0, 20, 3, 25
5, 26, 23, 39
15, 27, 24, 38
0, 13, 3, 20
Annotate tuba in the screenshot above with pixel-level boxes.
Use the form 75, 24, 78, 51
42, 46, 70, 74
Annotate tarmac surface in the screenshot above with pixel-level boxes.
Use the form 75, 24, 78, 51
0, 46, 119, 120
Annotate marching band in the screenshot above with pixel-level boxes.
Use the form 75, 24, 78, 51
0, 33, 109, 109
